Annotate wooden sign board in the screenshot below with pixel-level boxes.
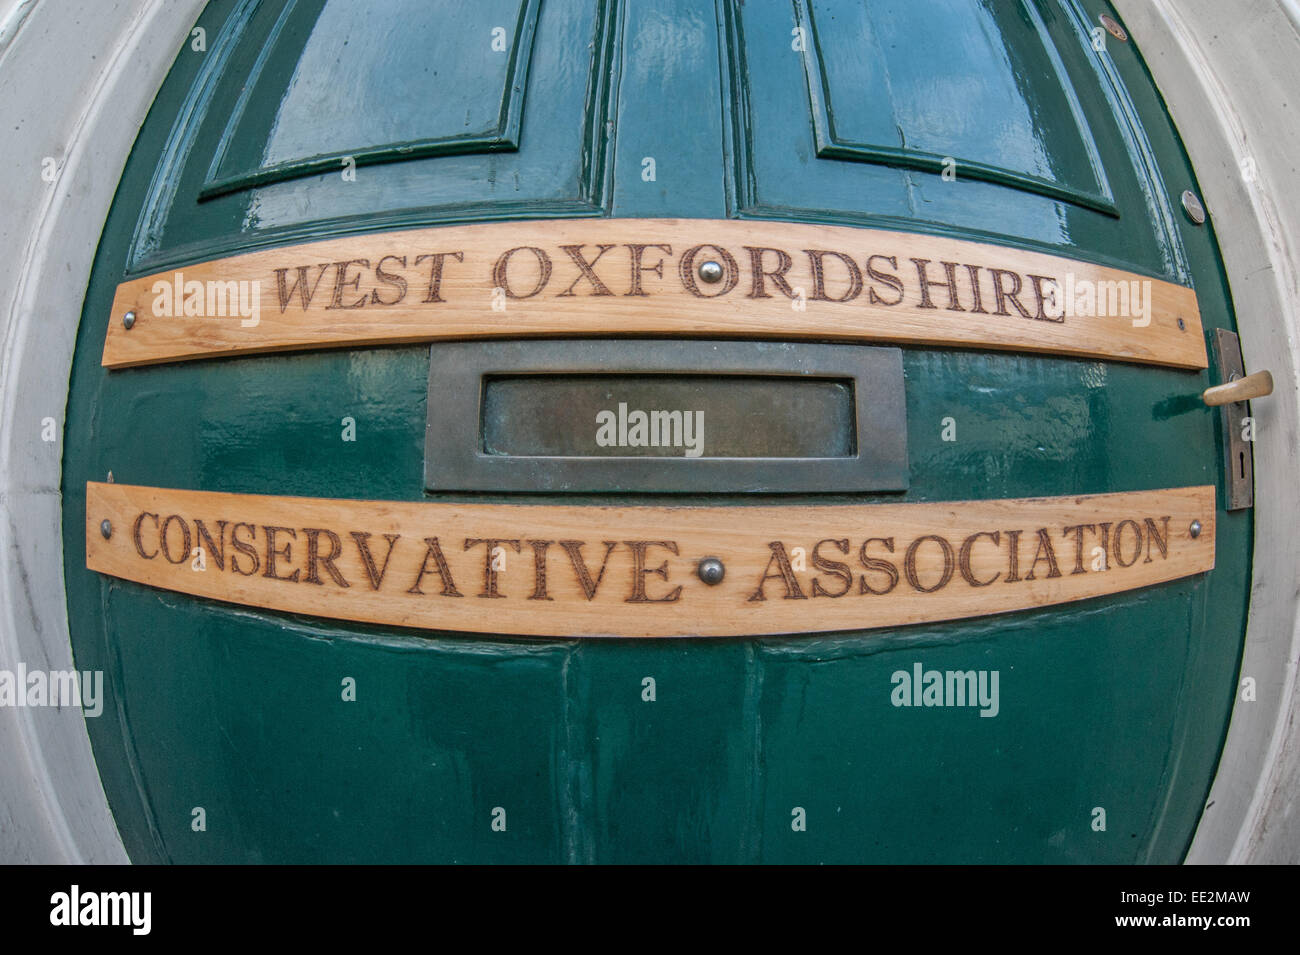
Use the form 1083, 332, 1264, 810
102, 219, 1206, 369
87, 483, 1215, 638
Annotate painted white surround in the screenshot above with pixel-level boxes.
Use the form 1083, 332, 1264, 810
1112, 0, 1300, 865
0, 0, 206, 863
0, 0, 1295, 862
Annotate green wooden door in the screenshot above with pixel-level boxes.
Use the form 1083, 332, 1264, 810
62, 0, 1250, 862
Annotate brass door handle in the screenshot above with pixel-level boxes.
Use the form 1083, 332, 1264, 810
1203, 370, 1274, 406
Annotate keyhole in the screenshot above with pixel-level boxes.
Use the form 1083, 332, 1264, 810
1239, 451, 1246, 479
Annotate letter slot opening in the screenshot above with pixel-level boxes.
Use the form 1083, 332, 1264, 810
425, 339, 908, 493
481, 374, 857, 459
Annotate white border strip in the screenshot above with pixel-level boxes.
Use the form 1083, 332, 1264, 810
1114, 0, 1300, 863
0, 0, 206, 863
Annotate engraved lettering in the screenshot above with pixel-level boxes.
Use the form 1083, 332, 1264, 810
262, 525, 299, 582
911, 258, 966, 312
625, 540, 682, 603
679, 244, 738, 298
464, 538, 521, 598
1027, 274, 1064, 323
1113, 519, 1143, 568
904, 534, 956, 592
744, 246, 796, 300
748, 542, 807, 601
1096, 522, 1113, 566
958, 530, 1001, 587
370, 254, 409, 306
327, 259, 370, 310
866, 255, 904, 306
1004, 529, 1023, 582
230, 522, 260, 576
964, 264, 987, 314
1144, 516, 1170, 562
132, 511, 160, 560
625, 244, 672, 297
527, 539, 554, 600
351, 531, 400, 590
407, 537, 462, 596
274, 263, 331, 312
1023, 528, 1062, 581
1062, 524, 1095, 575
858, 537, 899, 594
558, 244, 616, 297
811, 538, 853, 597
160, 514, 191, 565
990, 268, 1035, 319
560, 540, 618, 601
304, 527, 349, 588
193, 519, 227, 572
414, 251, 464, 303
493, 247, 552, 299
804, 250, 863, 303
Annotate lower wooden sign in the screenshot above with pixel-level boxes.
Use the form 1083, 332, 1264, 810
85, 483, 1215, 638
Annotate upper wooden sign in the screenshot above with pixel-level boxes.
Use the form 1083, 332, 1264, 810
87, 482, 1215, 638
102, 219, 1207, 369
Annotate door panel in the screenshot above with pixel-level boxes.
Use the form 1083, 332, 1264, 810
129, 0, 615, 273
799, 0, 1115, 211
62, 0, 1250, 862
725, 0, 1189, 278
202, 0, 541, 196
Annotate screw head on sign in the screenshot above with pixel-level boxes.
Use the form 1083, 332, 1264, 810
698, 260, 724, 284
697, 557, 726, 585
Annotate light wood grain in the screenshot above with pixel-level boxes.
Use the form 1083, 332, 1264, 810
86, 483, 1215, 638
102, 219, 1207, 369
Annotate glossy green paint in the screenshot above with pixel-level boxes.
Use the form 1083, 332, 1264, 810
199, 0, 542, 199
63, 0, 1250, 862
